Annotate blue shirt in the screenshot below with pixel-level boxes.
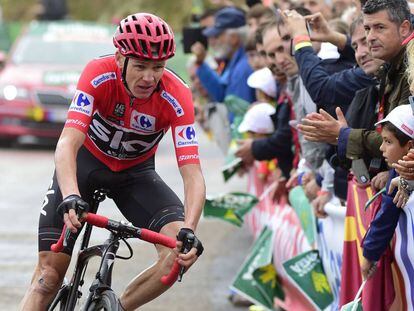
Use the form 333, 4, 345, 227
363, 169, 401, 262
294, 46, 376, 114
196, 46, 256, 103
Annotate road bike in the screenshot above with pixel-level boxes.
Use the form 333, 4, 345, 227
47, 189, 181, 310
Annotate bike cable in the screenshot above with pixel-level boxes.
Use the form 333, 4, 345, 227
115, 237, 133, 260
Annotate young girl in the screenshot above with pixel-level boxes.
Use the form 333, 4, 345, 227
361, 104, 414, 279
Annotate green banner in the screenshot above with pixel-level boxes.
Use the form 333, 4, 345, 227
288, 186, 317, 245
221, 140, 243, 182
231, 227, 283, 310
224, 95, 250, 117
204, 192, 258, 227
283, 250, 334, 310
340, 300, 363, 311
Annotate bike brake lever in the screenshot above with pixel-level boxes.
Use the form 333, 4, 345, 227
178, 234, 195, 282
63, 227, 71, 248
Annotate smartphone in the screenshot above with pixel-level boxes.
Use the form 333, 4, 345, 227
182, 26, 208, 54
306, 21, 312, 36
352, 158, 370, 184
409, 95, 414, 115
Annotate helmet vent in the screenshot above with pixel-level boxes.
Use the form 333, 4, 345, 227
126, 24, 131, 33
156, 26, 161, 36
130, 39, 138, 53
120, 39, 128, 50
135, 24, 142, 34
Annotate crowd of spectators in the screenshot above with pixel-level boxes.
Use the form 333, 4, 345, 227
188, 0, 414, 308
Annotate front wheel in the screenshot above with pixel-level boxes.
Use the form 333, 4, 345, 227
85, 290, 120, 311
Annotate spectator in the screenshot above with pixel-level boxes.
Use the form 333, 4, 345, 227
245, 34, 267, 70
236, 20, 295, 179
297, 0, 332, 19
282, 10, 376, 115
247, 67, 277, 102
298, 15, 387, 193
361, 105, 414, 279
238, 103, 278, 182
332, 0, 355, 18
246, 3, 275, 35
336, 0, 412, 161
192, 7, 256, 104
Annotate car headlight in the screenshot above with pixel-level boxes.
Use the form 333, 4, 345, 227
0, 85, 30, 101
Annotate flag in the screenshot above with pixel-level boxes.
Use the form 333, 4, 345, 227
316, 199, 346, 310
231, 226, 283, 310
204, 192, 258, 227
221, 140, 243, 182
340, 176, 395, 310
288, 186, 317, 245
393, 196, 414, 309
340, 280, 365, 311
283, 250, 334, 310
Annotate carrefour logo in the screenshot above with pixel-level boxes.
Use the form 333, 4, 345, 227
130, 110, 155, 132
161, 90, 184, 117
91, 72, 116, 88
175, 124, 198, 148
69, 90, 94, 116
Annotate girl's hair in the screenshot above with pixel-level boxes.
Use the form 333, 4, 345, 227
383, 122, 412, 146
406, 40, 414, 91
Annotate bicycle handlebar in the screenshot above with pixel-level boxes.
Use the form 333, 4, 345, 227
51, 213, 181, 285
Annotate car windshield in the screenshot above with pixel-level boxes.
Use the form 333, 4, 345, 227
11, 23, 115, 66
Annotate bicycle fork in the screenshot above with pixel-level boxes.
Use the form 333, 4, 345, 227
83, 233, 120, 305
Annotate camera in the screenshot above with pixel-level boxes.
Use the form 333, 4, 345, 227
182, 26, 208, 54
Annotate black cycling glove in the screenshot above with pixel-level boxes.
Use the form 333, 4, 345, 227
177, 228, 204, 257
57, 194, 89, 218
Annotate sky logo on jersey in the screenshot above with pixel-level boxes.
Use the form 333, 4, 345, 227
91, 72, 116, 88
130, 110, 156, 132
69, 90, 94, 116
175, 124, 198, 148
161, 90, 184, 117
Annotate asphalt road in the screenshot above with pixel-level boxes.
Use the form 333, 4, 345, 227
0, 127, 254, 310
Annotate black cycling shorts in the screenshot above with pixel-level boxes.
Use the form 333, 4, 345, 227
38, 146, 184, 255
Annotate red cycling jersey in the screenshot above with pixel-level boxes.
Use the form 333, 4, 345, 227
65, 55, 200, 171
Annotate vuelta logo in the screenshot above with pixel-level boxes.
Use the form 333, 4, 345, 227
69, 90, 94, 116
175, 124, 198, 148
130, 111, 155, 132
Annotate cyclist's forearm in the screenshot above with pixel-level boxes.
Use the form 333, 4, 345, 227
55, 128, 85, 198
180, 165, 206, 231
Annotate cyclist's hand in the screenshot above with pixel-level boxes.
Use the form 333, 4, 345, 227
176, 228, 204, 269
57, 195, 89, 233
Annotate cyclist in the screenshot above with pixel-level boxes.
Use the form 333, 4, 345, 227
20, 12, 205, 311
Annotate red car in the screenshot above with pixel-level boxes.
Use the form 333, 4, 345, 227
0, 20, 115, 145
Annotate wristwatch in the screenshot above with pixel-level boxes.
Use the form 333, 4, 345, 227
399, 177, 414, 196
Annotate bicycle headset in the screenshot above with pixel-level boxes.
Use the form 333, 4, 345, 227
113, 13, 176, 97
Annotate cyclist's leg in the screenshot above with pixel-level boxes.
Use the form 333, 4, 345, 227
20, 251, 71, 311
20, 147, 98, 310
108, 160, 185, 310
20, 173, 76, 310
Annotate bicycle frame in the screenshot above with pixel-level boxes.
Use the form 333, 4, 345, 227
48, 189, 181, 311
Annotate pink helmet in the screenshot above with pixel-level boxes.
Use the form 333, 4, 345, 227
113, 13, 175, 61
